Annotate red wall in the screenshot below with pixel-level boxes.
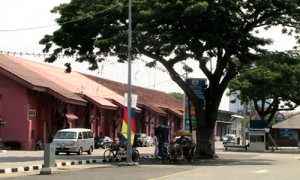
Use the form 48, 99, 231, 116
0, 74, 29, 149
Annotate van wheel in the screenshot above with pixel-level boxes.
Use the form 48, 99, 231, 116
77, 147, 83, 155
87, 146, 93, 155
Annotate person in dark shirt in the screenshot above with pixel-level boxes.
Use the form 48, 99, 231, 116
175, 135, 191, 157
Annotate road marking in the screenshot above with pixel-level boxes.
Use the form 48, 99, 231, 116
253, 169, 268, 174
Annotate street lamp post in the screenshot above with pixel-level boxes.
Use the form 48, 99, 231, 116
126, 0, 133, 163
242, 103, 247, 146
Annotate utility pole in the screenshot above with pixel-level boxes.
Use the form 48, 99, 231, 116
242, 103, 246, 146
126, 0, 133, 163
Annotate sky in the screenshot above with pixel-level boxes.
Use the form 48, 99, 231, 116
0, 0, 186, 93
0, 0, 297, 111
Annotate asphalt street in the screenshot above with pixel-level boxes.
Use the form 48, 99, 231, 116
1, 142, 300, 179
1, 151, 300, 180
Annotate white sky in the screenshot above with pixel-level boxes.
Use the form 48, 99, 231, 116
0, 0, 297, 111
0, 0, 186, 93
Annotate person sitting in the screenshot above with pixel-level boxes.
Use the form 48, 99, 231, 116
175, 135, 191, 157
117, 132, 127, 149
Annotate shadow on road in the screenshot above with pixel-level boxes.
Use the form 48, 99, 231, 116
121, 153, 276, 167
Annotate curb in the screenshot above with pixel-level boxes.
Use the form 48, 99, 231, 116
0, 159, 104, 174
0, 155, 154, 174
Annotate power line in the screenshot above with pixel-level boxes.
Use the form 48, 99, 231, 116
0, 50, 179, 88
0, 2, 121, 32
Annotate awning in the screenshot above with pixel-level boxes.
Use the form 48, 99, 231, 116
66, 113, 78, 120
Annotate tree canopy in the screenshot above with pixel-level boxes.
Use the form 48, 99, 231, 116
169, 92, 184, 101
40, 0, 300, 158
228, 51, 300, 126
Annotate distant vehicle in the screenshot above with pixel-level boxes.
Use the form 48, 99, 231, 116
223, 134, 236, 144
53, 128, 94, 155
94, 136, 113, 149
135, 133, 147, 147
145, 136, 154, 147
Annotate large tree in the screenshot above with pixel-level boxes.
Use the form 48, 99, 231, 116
40, 0, 300, 158
228, 51, 300, 127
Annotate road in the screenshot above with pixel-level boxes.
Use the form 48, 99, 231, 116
1, 150, 300, 180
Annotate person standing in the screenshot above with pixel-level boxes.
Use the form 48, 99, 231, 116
153, 135, 159, 158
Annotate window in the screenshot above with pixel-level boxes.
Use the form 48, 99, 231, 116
87, 131, 93, 138
54, 132, 76, 139
250, 135, 264, 142
83, 131, 88, 139
78, 132, 83, 139
28, 109, 36, 117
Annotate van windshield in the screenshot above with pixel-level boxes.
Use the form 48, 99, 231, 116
55, 132, 77, 139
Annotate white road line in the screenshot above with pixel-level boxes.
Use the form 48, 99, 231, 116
253, 169, 268, 174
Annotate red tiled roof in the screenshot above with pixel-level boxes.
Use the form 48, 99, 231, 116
82, 74, 183, 117
0, 55, 122, 109
0, 54, 182, 114
0, 54, 86, 105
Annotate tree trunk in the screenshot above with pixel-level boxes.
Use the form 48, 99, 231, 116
193, 99, 217, 159
195, 127, 215, 159
192, 86, 220, 159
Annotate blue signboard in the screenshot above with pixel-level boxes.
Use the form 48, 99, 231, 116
186, 78, 207, 100
184, 78, 207, 131
280, 129, 293, 138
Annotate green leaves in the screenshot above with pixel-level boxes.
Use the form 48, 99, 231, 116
229, 51, 300, 123
40, 0, 300, 124
184, 1, 208, 16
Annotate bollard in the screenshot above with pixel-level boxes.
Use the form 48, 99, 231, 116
40, 143, 57, 175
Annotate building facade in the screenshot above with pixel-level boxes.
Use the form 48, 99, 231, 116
0, 54, 183, 150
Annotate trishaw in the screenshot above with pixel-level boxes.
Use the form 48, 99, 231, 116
162, 131, 196, 164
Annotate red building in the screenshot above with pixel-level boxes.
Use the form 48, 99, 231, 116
0, 54, 183, 150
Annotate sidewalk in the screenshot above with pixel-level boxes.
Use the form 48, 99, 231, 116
0, 141, 227, 174
1, 142, 299, 175
0, 141, 226, 174
0, 146, 156, 174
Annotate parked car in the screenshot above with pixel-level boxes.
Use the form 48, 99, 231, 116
135, 133, 148, 147
145, 136, 154, 147
223, 134, 236, 144
53, 128, 94, 155
94, 136, 113, 149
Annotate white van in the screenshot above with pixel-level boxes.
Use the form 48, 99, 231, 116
53, 128, 94, 155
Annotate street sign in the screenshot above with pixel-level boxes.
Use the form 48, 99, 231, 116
280, 129, 293, 138
184, 78, 207, 132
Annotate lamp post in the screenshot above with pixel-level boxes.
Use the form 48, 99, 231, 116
242, 103, 247, 146
126, 0, 133, 163
0, 118, 6, 150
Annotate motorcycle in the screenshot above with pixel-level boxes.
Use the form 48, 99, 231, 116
35, 139, 44, 150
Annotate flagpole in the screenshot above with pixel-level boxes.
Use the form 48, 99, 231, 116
126, 0, 133, 163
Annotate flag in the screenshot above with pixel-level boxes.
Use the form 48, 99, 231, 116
121, 107, 135, 144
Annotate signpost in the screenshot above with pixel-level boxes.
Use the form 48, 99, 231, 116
280, 129, 293, 138
184, 78, 206, 131
184, 78, 207, 140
